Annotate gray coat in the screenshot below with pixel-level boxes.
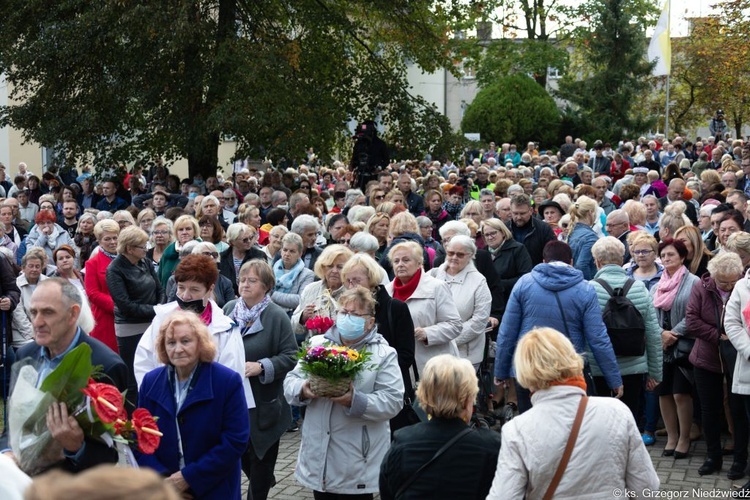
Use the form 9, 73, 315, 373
650, 268, 700, 335
271, 267, 315, 313
224, 300, 299, 458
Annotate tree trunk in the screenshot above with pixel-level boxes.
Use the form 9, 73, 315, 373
187, 131, 221, 180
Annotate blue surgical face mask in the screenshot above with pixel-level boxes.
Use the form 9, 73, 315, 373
336, 313, 367, 341
188, 192, 198, 199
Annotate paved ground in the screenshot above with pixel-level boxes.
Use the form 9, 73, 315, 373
251, 426, 749, 499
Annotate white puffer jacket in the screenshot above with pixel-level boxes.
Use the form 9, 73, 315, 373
487, 385, 659, 499
725, 270, 750, 395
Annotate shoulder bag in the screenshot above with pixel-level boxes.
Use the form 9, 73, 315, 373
543, 396, 589, 500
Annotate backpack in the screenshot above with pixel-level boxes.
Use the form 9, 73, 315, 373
594, 279, 646, 357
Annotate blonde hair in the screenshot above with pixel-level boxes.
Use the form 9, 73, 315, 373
93, 219, 120, 240
515, 327, 584, 391
341, 253, 383, 289
388, 211, 419, 238
567, 195, 598, 234
388, 241, 423, 266
25, 466, 179, 500
726, 231, 750, 255
480, 218, 512, 241
674, 225, 712, 274
338, 285, 377, 316
313, 244, 354, 280
416, 354, 478, 419
173, 214, 200, 241
628, 231, 658, 254
116, 226, 149, 254
660, 202, 690, 238
622, 200, 646, 227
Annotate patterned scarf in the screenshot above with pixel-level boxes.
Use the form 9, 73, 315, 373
101, 248, 118, 260
653, 265, 687, 310
232, 294, 271, 331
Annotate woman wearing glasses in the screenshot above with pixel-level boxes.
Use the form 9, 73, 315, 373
220, 222, 266, 295
625, 232, 663, 291
106, 226, 163, 408
199, 214, 229, 254
145, 217, 173, 274
429, 235, 491, 370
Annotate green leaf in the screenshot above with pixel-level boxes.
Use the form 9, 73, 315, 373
39, 343, 93, 408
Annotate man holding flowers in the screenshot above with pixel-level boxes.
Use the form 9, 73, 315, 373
6, 278, 127, 473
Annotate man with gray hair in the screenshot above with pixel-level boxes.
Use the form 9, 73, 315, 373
290, 214, 322, 270
605, 209, 631, 263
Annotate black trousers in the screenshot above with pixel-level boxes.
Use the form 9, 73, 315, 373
241, 438, 280, 500
116, 333, 142, 412
694, 366, 727, 460
594, 374, 643, 420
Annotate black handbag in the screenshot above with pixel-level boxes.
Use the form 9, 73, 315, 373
664, 337, 695, 367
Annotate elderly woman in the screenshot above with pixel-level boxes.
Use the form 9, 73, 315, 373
537, 200, 566, 239
727, 231, 750, 272
687, 252, 747, 477
262, 225, 288, 263
589, 237, 662, 419
271, 232, 315, 317
222, 260, 298, 500
17, 249, 48, 323
199, 214, 228, 254
165, 242, 235, 307
567, 195, 600, 280
674, 225, 712, 276
113, 210, 135, 230
284, 286, 404, 498
290, 245, 354, 340
380, 354, 502, 499
429, 235, 491, 369
137, 311, 250, 500
481, 218, 532, 306
487, 327, 659, 499
73, 212, 97, 268
134, 254, 252, 408
85, 219, 120, 353
718, 210, 745, 252
106, 226, 162, 405
365, 212, 390, 260
386, 241, 461, 373
26, 210, 74, 263
158, 214, 200, 285
145, 217, 173, 273
652, 238, 700, 459
341, 253, 415, 431
220, 222, 266, 294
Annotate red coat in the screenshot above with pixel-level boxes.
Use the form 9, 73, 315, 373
84, 250, 118, 353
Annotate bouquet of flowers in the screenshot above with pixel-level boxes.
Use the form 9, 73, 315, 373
298, 341, 372, 397
8, 343, 161, 475
305, 315, 335, 335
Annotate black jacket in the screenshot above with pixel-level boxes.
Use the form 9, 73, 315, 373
380, 417, 502, 500
0, 256, 20, 350
106, 255, 162, 324
374, 285, 415, 396
510, 216, 556, 266
220, 246, 268, 295
490, 238, 533, 305
14, 331, 128, 473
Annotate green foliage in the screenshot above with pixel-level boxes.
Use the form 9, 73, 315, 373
39, 344, 93, 408
475, 39, 569, 90
0, 0, 482, 178
556, 0, 656, 143
461, 75, 559, 146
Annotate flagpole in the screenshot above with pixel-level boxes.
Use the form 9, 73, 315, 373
665, 74, 670, 139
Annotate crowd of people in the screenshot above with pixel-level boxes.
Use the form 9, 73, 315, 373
1, 130, 750, 498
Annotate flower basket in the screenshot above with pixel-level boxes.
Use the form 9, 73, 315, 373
298, 341, 372, 398
308, 374, 352, 398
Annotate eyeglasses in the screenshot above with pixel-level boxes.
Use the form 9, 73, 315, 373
632, 249, 654, 256
483, 230, 500, 239
152, 230, 169, 235
201, 252, 219, 258
446, 251, 470, 258
134, 245, 148, 251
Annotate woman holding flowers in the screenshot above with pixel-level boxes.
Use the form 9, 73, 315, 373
290, 244, 354, 342
137, 310, 250, 500
223, 260, 298, 500
284, 286, 404, 499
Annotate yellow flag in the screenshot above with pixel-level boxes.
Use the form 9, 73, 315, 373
648, 0, 671, 76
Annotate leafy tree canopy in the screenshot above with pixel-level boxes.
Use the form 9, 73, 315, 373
0, 0, 481, 177
461, 74, 559, 146
556, 0, 656, 143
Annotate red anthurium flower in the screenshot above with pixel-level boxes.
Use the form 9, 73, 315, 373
81, 380, 124, 424
132, 408, 162, 454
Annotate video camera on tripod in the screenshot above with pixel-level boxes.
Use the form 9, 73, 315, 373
350, 120, 389, 190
